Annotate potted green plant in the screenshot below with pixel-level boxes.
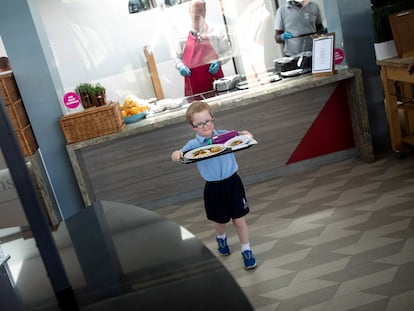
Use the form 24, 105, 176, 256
75, 82, 95, 109
75, 82, 107, 108
91, 83, 107, 107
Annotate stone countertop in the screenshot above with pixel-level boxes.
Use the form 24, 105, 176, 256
66, 69, 358, 151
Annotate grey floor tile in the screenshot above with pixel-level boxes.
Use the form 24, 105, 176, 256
156, 153, 414, 310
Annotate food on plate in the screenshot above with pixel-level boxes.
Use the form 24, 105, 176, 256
191, 145, 224, 158
210, 146, 223, 152
121, 95, 148, 117
193, 149, 209, 157
230, 139, 243, 146
224, 135, 251, 149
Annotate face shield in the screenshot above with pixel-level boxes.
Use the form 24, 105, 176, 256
190, 2, 206, 31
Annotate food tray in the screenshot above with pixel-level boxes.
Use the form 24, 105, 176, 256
181, 137, 258, 164
0, 71, 21, 105
59, 103, 125, 144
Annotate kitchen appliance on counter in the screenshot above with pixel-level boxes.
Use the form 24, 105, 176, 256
274, 51, 312, 77
213, 74, 240, 92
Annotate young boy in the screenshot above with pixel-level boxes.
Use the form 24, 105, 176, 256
171, 101, 257, 269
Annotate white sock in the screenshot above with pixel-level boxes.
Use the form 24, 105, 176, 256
241, 243, 251, 252
217, 233, 226, 239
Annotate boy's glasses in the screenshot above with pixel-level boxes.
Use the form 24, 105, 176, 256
192, 118, 215, 129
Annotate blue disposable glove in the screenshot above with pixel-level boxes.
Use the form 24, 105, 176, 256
208, 61, 220, 74
179, 65, 191, 77
280, 32, 294, 41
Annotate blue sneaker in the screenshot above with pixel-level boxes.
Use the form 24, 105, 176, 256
242, 250, 257, 269
216, 237, 230, 256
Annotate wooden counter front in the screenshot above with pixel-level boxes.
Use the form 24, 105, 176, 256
66, 68, 373, 208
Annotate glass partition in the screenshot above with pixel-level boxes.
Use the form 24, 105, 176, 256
29, 0, 340, 113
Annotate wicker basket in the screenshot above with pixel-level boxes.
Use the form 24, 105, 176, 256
0, 71, 21, 105
15, 125, 38, 157
6, 99, 30, 130
59, 103, 125, 144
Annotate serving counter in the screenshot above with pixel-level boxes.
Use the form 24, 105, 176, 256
66, 68, 374, 209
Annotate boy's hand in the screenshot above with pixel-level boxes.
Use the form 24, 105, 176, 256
171, 150, 183, 162
239, 130, 253, 139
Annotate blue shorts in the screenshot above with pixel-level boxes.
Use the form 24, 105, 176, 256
203, 173, 249, 224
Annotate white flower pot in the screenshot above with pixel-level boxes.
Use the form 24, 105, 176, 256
374, 40, 398, 60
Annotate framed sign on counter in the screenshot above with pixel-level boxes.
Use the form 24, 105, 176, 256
312, 32, 336, 77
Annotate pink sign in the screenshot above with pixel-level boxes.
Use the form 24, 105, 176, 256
334, 48, 345, 65
63, 92, 81, 109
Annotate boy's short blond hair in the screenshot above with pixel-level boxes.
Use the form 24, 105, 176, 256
185, 101, 213, 124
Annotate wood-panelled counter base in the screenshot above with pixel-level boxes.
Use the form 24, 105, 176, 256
66, 68, 374, 209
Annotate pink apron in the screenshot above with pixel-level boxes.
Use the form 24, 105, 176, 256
182, 32, 224, 96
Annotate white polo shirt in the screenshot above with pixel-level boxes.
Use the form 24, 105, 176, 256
274, 1, 322, 56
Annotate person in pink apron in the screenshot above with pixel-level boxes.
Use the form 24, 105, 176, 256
175, 0, 232, 96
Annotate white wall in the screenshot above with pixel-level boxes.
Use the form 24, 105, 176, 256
29, 0, 281, 113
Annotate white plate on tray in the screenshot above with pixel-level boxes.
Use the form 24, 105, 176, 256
184, 144, 226, 160
224, 135, 252, 150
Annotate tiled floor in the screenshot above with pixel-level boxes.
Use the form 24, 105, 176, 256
157, 152, 414, 311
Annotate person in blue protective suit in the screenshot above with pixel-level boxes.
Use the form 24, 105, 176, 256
274, 0, 324, 56
171, 101, 257, 270
175, 0, 232, 96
